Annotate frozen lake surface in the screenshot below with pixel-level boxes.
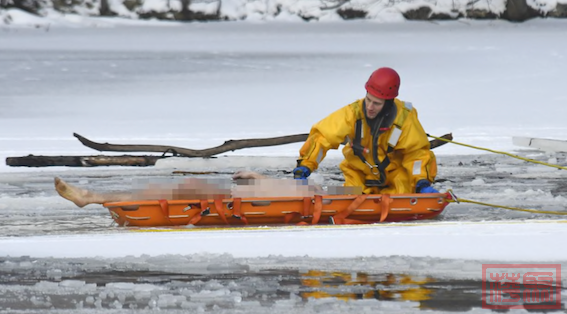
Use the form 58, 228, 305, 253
2, 20, 567, 312
1, 152, 567, 313
1, 152, 567, 238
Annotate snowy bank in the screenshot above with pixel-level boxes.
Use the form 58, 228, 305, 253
1, 0, 567, 28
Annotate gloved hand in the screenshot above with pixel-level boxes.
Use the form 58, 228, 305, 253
293, 166, 311, 179
416, 180, 439, 194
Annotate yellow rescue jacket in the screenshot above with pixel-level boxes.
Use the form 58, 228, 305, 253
297, 98, 437, 194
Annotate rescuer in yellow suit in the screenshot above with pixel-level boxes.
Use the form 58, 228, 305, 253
293, 67, 439, 195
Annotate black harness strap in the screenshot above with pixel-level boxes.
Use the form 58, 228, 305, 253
353, 101, 398, 188
352, 119, 366, 160
353, 117, 391, 187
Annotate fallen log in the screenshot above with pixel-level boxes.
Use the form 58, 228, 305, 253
6, 133, 453, 167
74, 132, 453, 157
6, 155, 163, 167
74, 133, 310, 158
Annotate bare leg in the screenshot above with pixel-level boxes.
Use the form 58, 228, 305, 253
54, 177, 133, 208
55, 177, 234, 208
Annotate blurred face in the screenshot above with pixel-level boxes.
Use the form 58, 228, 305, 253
365, 93, 386, 119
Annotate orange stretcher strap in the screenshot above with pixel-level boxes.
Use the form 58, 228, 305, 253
284, 196, 323, 225
282, 195, 325, 225
158, 199, 174, 225
283, 197, 312, 225
379, 194, 391, 222
214, 198, 230, 225
231, 198, 248, 225
312, 195, 323, 225
188, 199, 210, 225
331, 194, 368, 225
302, 197, 311, 218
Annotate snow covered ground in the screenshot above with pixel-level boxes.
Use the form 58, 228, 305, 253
1, 16, 567, 313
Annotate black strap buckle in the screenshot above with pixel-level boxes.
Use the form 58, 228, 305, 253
365, 180, 387, 188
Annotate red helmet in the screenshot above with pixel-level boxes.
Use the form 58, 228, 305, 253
365, 67, 400, 99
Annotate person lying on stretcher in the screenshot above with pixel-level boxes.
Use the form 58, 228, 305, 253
54, 171, 360, 208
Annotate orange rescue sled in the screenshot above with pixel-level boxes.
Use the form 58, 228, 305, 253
104, 192, 452, 227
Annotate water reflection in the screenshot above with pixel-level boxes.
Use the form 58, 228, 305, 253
301, 270, 434, 302
298, 270, 490, 312
0, 257, 490, 312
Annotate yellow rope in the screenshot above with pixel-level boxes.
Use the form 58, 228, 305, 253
447, 197, 567, 216
428, 134, 567, 170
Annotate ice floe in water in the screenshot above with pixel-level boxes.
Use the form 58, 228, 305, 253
2, 254, 565, 313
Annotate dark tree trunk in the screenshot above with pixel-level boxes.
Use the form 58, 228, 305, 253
6, 155, 163, 167
73, 132, 311, 157
502, 0, 540, 21
99, 0, 115, 16
180, 0, 191, 20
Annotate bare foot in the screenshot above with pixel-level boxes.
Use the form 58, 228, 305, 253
54, 177, 90, 208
